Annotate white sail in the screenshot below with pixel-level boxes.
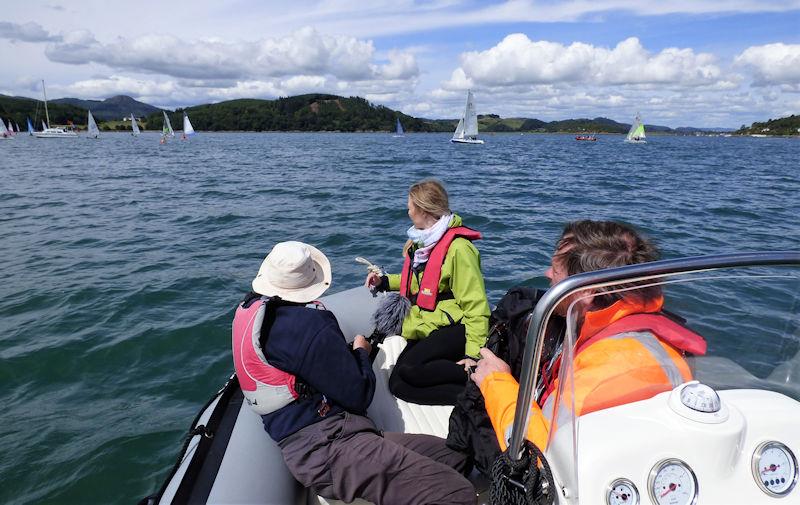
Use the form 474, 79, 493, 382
395, 118, 404, 136
452, 118, 465, 140
463, 91, 479, 137
183, 113, 195, 136
450, 90, 484, 144
131, 113, 140, 135
87, 111, 100, 138
8, 120, 14, 133
42, 120, 48, 131
0, 118, 9, 136
163, 111, 175, 137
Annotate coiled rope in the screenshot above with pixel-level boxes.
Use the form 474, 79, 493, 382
490, 440, 556, 505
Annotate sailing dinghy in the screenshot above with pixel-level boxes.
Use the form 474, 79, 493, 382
393, 118, 405, 137
181, 113, 195, 140
131, 114, 141, 136
451, 90, 484, 144
161, 111, 175, 143
87, 111, 100, 139
625, 113, 647, 143
0, 118, 11, 139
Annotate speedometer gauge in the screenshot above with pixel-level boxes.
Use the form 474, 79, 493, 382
648, 459, 698, 505
752, 441, 798, 496
607, 478, 639, 505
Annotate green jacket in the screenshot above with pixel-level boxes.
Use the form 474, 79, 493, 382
386, 214, 490, 358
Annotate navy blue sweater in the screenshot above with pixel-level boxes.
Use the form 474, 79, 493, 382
259, 305, 376, 441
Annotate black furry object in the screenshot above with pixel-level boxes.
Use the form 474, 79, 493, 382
370, 292, 411, 342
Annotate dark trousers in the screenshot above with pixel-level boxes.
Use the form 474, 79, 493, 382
389, 325, 468, 405
279, 412, 475, 505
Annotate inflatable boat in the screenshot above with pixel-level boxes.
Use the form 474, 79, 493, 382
145, 252, 800, 505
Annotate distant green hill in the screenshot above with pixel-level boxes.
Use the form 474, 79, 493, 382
0, 94, 86, 129
146, 94, 445, 133
736, 114, 800, 136
52, 95, 162, 121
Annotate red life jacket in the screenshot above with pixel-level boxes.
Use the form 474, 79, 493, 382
399, 226, 481, 311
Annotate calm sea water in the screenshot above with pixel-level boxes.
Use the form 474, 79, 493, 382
1, 132, 798, 504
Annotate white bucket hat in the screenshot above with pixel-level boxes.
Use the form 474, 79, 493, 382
251, 241, 332, 303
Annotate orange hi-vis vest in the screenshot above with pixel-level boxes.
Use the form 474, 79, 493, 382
481, 297, 707, 451
399, 226, 481, 311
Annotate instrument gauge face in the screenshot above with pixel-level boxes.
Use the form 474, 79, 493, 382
648, 459, 698, 505
607, 478, 639, 505
752, 441, 798, 496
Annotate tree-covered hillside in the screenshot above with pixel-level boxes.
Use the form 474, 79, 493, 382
736, 115, 800, 136
0, 94, 87, 129
145, 94, 445, 132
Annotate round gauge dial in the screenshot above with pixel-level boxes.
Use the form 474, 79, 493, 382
648, 459, 698, 505
752, 441, 798, 496
607, 478, 639, 505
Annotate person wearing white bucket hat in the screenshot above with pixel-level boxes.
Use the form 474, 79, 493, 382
232, 241, 475, 505
251, 240, 332, 303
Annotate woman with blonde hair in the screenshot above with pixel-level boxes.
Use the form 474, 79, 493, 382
366, 179, 490, 405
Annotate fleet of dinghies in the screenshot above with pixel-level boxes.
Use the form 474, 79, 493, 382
3, 85, 658, 144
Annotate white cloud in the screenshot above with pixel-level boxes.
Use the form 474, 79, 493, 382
377, 50, 419, 80
735, 43, 800, 87
44, 26, 420, 85
447, 35, 723, 89
0, 21, 61, 42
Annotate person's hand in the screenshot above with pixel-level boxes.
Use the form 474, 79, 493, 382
352, 334, 372, 355
456, 357, 478, 372
365, 272, 382, 289
471, 348, 511, 387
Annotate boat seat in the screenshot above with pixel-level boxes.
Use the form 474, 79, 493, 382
316, 336, 455, 505
367, 335, 454, 438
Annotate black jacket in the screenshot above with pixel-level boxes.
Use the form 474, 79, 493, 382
446, 287, 564, 476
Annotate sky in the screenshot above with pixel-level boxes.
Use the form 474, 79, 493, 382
2, 0, 799, 128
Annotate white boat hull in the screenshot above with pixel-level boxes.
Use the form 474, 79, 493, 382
35, 130, 78, 138
624, 138, 646, 144
451, 137, 484, 144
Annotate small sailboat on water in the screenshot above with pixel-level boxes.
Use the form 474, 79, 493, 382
27, 118, 35, 136
35, 80, 78, 138
625, 113, 647, 144
130, 113, 141, 136
451, 90, 483, 144
0, 118, 11, 139
393, 118, 404, 137
181, 112, 195, 140
161, 111, 175, 143
87, 111, 100, 139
